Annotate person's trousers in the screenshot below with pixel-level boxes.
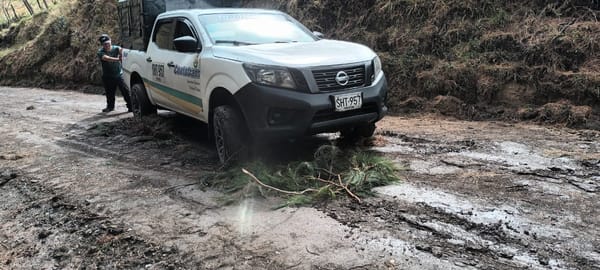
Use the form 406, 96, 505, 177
103, 76, 131, 109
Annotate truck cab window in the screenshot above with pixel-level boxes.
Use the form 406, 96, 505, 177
153, 19, 174, 50
174, 20, 195, 39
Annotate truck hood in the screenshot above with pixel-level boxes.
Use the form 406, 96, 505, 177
211, 40, 376, 67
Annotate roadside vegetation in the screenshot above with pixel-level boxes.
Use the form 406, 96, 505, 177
0, 0, 598, 128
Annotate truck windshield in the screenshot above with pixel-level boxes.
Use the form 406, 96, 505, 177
198, 13, 316, 45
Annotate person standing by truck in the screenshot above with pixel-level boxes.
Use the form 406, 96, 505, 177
97, 34, 132, 113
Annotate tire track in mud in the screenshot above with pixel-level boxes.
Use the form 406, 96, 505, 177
352, 130, 600, 269
0, 109, 290, 268
41, 116, 600, 269
1, 139, 291, 270
0, 170, 197, 269
3, 88, 600, 269
321, 196, 598, 269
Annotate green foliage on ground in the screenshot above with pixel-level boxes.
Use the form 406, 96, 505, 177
209, 145, 402, 208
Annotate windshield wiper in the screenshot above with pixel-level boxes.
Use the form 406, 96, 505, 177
214, 40, 256, 46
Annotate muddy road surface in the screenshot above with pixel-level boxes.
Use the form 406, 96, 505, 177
1, 87, 599, 269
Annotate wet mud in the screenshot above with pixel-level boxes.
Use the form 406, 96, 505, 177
1, 87, 599, 269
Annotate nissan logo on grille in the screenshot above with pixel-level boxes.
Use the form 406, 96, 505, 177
335, 71, 349, 86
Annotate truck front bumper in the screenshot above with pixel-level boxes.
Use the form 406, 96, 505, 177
234, 75, 388, 142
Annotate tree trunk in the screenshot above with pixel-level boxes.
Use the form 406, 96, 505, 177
36, 0, 42, 10
42, 0, 48, 9
22, 0, 34, 16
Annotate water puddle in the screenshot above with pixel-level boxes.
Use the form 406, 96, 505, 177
453, 141, 580, 172
374, 183, 573, 240
409, 160, 463, 175
373, 183, 575, 268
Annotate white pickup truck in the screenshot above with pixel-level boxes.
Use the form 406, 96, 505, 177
120, 7, 388, 164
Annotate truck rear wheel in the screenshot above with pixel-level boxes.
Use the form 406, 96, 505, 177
131, 83, 156, 119
213, 105, 249, 166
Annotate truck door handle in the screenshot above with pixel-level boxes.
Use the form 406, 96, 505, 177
167, 62, 175, 67
146, 57, 152, 62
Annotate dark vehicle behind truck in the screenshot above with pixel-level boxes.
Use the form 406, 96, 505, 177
117, 0, 241, 50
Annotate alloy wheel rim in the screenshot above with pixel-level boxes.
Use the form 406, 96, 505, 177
133, 92, 141, 118
214, 118, 226, 162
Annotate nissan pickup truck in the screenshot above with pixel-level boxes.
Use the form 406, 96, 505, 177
120, 6, 388, 164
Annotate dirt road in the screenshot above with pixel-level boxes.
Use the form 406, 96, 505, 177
1, 87, 599, 269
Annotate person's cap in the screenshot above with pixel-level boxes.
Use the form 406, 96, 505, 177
99, 34, 111, 44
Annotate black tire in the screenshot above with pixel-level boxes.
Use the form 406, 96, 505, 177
213, 105, 249, 166
341, 123, 376, 140
131, 83, 156, 119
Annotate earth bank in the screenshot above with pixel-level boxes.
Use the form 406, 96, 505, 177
0, 0, 599, 127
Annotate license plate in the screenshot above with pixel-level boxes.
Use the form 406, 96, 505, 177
334, 92, 362, 112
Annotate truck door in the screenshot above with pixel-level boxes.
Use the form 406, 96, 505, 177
168, 18, 205, 119
144, 18, 180, 110
144, 17, 204, 118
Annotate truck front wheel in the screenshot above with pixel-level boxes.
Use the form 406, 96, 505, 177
341, 123, 376, 140
131, 83, 156, 119
213, 105, 249, 165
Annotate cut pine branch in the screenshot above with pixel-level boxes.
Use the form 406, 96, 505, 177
22, 0, 34, 15
242, 168, 318, 195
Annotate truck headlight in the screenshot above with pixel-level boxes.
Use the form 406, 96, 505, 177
373, 55, 382, 80
243, 64, 297, 89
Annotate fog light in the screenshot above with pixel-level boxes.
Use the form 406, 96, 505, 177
268, 108, 294, 126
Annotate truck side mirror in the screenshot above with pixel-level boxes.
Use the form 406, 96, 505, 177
313, 31, 324, 39
174, 36, 200, 53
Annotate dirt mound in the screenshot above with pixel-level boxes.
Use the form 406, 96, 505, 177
0, 0, 599, 128
0, 0, 118, 90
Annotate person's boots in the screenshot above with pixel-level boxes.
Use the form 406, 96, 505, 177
102, 107, 114, 113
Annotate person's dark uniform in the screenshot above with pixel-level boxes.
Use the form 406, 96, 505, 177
97, 34, 131, 113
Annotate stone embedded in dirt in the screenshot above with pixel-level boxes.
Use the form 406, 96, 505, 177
108, 226, 124, 235
130, 136, 154, 143
26, 105, 35, 110
0, 154, 23, 160
432, 246, 444, 258
384, 259, 396, 267
51, 246, 70, 261
38, 230, 52, 239
415, 243, 432, 252
538, 253, 550, 265
0, 170, 17, 181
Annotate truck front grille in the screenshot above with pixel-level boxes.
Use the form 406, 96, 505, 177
312, 65, 365, 92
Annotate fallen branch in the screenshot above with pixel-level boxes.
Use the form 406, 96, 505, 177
337, 174, 361, 203
164, 181, 204, 193
305, 246, 320, 256
242, 168, 318, 195
505, 184, 529, 191
311, 175, 362, 203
